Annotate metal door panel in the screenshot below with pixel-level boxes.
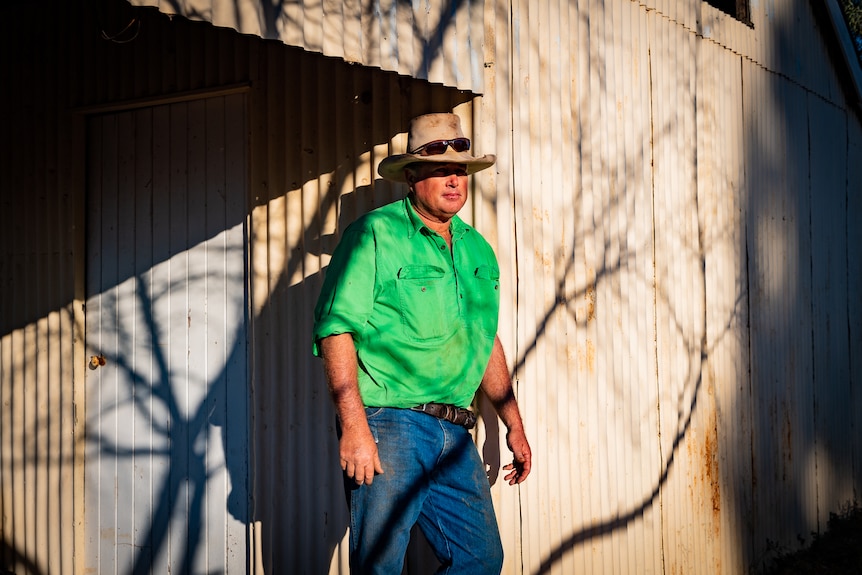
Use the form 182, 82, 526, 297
85, 93, 249, 574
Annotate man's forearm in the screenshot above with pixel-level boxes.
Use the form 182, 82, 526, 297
480, 336, 525, 431
480, 335, 532, 484
319, 333, 384, 484
320, 333, 367, 430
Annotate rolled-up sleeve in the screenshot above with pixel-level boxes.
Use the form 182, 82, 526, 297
312, 225, 377, 356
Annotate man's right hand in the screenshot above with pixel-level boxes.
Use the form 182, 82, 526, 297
339, 426, 384, 485
320, 333, 384, 485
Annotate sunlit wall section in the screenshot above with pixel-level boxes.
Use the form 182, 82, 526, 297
506, 0, 590, 570
647, 9, 721, 575
0, 312, 78, 575
484, 0, 862, 573
496, 0, 665, 572
0, 290, 78, 575
695, 37, 754, 575
127, 0, 487, 93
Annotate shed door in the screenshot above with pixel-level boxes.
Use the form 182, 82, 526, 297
84, 94, 249, 574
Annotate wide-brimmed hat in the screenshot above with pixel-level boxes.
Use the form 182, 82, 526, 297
377, 113, 496, 183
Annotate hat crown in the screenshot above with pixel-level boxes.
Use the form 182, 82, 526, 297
407, 114, 466, 153
377, 112, 495, 183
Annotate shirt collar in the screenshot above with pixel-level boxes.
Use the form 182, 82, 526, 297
402, 196, 469, 240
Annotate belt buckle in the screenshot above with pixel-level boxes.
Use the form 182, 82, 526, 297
461, 409, 477, 429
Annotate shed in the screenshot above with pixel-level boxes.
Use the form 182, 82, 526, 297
1, 0, 861, 574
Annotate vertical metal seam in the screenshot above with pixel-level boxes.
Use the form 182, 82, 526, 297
645, 28, 667, 575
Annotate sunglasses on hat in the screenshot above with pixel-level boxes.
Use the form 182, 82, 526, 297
410, 137, 471, 156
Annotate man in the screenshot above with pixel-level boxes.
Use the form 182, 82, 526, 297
312, 113, 531, 574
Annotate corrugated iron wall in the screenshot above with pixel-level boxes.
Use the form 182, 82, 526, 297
2, 0, 862, 574
243, 35, 484, 574
83, 94, 252, 574
0, 3, 83, 574
127, 0, 487, 93
0, 1, 475, 573
481, 0, 862, 573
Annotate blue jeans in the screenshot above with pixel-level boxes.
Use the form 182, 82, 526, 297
344, 407, 503, 574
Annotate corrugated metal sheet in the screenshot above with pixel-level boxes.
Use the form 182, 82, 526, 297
243, 43, 481, 574
0, 3, 82, 574
696, 32, 752, 574
849, 116, 862, 517
126, 0, 487, 93
2, 0, 862, 574
83, 94, 250, 574
502, 1, 664, 572
807, 93, 853, 525
480, 0, 862, 573
649, 9, 714, 574
745, 56, 818, 553
2, 2, 474, 573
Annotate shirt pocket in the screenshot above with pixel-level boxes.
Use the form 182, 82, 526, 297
396, 265, 458, 341
466, 265, 500, 337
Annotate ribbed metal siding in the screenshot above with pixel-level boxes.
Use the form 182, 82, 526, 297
74, 8, 477, 575
849, 118, 862, 515
745, 57, 818, 556
83, 95, 250, 574
0, 3, 81, 574
483, 0, 862, 573
696, 34, 753, 575
244, 39, 481, 573
810, 93, 855, 518
1, 3, 475, 573
127, 0, 487, 93
2, 1, 862, 574
649, 8, 715, 574
501, 1, 666, 572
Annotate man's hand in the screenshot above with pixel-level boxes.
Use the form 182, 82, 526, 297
481, 337, 533, 485
502, 426, 532, 485
320, 333, 384, 485
339, 424, 384, 485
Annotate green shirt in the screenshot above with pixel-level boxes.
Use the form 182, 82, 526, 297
312, 197, 500, 408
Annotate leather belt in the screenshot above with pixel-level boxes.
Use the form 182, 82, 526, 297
410, 403, 477, 429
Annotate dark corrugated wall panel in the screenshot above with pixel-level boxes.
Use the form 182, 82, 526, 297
1, 3, 81, 574
1, 1, 475, 573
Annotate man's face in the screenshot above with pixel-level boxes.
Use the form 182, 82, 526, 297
406, 162, 469, 224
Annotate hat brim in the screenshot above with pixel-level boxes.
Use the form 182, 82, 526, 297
377, 149, 496, 183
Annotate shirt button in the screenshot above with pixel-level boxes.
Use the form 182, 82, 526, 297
439, 245, 446, 250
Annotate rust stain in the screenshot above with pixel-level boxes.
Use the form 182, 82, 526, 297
532, 206, 550, 222
701, 381, 722, 541
578, 339, 596, 374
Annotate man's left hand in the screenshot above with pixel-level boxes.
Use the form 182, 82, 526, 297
502, 427, 532, 485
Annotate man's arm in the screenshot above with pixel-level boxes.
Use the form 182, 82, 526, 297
480, 336, 532, 485
320, 333, 384, 485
